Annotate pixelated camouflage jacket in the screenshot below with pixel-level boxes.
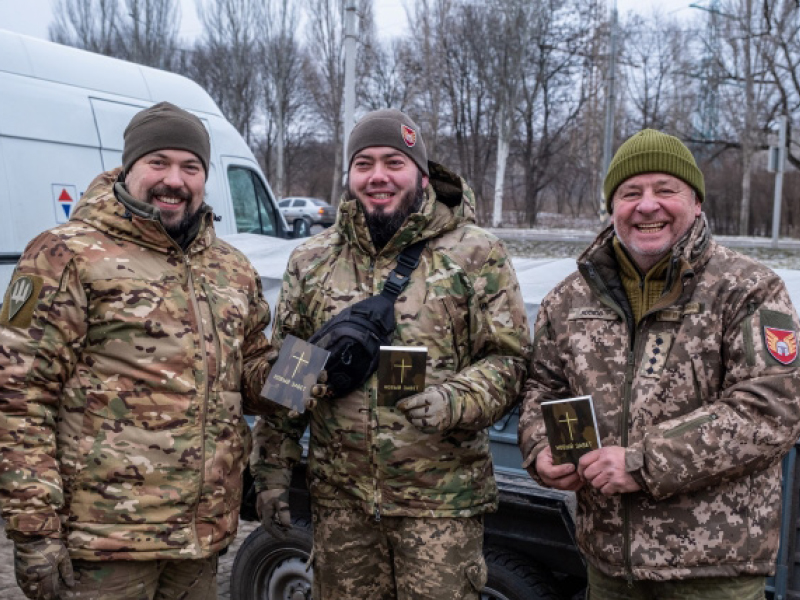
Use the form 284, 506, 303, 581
0, 168, 274, 560
251, 161, 531, 518
519, 215, 800, 580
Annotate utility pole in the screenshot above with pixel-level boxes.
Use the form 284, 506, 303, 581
342, 1, 358, 187
600, 0, 618, 220
771, 115, 787, 247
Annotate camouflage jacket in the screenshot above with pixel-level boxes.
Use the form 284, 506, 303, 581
251, 162, 531, 518
519, 216, 800, 580
0, 169, 274, 560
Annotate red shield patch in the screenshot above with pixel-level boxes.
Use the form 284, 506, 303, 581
764, 327, 798, 364
401, 124, 416, 148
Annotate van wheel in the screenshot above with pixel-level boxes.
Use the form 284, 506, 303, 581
482, 548, 561, 600
230, 518, 313, 600
293, 217, 311, 237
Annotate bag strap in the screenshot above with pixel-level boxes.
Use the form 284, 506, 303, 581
379, 239, 427, 302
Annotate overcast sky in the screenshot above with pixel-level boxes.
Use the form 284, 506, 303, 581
0, 0, 699, 42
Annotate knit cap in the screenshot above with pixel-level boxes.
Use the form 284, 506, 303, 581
122, 101, 211, 179
347, 109, 429, 176
603, 129, 705, 213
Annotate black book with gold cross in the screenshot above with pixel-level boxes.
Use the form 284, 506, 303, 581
260, 335, 330, 413
376, 346, 427, 407
541, 396, 601, 466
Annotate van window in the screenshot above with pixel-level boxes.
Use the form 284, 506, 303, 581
227, 166, 279, 236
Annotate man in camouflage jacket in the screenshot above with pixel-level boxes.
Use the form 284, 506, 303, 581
519, 129, 800, 599
0, 103, 274, 600
251, 109, 531, 599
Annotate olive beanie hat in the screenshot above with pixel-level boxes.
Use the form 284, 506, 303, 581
603, 129, 705, 213
123, 101, 211, 179
347, 109, 429, 176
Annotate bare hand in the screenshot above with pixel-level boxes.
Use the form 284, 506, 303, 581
578, 447, 641, 496
533, 446, 584, 491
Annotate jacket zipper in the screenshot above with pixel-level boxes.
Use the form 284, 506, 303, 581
185, 253, 210, 553
585, 262, 636, 584
368, 256, 381, 521
663, 414, 718, 438
622, 347, 636, 585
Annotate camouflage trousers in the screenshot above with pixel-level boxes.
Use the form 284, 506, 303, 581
311, 506, 487, 600
61, 555, 218, 600
587, 565, 766, 600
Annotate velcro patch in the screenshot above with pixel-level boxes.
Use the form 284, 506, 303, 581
568, 308, 619, 321
639, 332, 674, 378
656, 310, 682, 322
761, 309, 799, 366
683, 302, 703, 315
0, 274, 44, 329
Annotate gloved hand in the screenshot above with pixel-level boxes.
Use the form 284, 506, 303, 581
304, 369, 332, 413
256, 488, 292, 540
396, 387, 454, 433
13, 535, 74, 600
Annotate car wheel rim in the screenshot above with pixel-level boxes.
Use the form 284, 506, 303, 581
254, 548, 312, 600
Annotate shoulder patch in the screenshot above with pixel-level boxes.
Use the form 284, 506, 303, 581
0, 275, 44, 328
761, 309, 798, 366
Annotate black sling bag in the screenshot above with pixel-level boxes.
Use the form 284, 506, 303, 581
308, 240, 427, 398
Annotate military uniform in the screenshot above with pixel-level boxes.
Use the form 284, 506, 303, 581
252, 162, 531, 597
0, 168, 273, 562
519, 216, 800, 582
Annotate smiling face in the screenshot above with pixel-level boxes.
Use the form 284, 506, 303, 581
125, 149, 206, 235
612, 173, 701, 272
348, 146, 429, 217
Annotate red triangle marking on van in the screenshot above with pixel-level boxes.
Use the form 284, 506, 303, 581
59, 189, 73, 202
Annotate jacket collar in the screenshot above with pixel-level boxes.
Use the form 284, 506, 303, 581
70, 167, 215, 254
578, 215, 714, 319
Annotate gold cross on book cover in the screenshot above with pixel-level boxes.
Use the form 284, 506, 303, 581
260, 335, 330, 413
541, 395, 601, 466
376, 345, 427, 407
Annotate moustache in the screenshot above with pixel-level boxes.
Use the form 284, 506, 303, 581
147, 185, 192, 204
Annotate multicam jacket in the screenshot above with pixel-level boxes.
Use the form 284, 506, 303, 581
0, 168, 273, 560
519, 216, 800, 580
251, 162, 531, 518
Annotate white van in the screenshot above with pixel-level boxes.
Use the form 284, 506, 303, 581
0, 29, 304, 305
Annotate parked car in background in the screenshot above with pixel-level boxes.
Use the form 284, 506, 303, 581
278, 197, 335, 236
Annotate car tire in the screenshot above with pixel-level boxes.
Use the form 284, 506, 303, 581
293, 217, 311, 237
230, 518, 313, 600
482, 548, 562, 600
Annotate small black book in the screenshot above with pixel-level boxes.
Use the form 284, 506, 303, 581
541, 395, 601, 466
260, 335, 329, 413
376, 346, 427, 406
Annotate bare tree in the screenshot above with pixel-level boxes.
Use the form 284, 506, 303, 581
489, 0, 538, 227
620, 12, 694, 132
189, 0, 262, 142
118, 0, 182, 69
260, 0, 305, 198
760, 1, 800, 169
49, 0, 122, 56
303, 0, 372, 205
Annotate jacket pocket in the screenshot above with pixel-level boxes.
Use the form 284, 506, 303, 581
663, 413, 718, 439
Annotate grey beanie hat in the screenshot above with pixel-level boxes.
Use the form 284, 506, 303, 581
347, 109, 429, 176
122, 101, 211, 179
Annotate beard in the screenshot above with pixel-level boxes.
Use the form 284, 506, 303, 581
353, 174, 426, 250
146, 185, 203, 240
